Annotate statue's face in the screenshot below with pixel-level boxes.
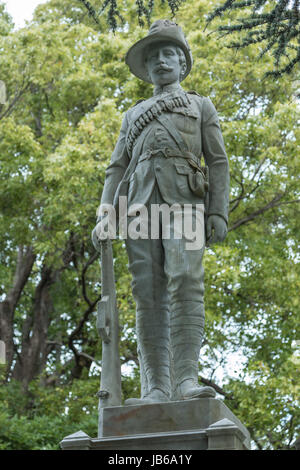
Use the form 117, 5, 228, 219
145, 42, 185, 86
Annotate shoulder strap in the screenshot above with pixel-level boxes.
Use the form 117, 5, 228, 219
187, 90, 203, 98
133, 98, 146, 107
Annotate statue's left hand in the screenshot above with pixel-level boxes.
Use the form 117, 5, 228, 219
206, 215, 228, 245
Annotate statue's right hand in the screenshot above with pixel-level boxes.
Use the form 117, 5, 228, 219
91, 215, 107, 251
92, 214, 112, 251
91, 223, 102, 251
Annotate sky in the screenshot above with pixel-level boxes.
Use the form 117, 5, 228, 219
3, 0, 48, 28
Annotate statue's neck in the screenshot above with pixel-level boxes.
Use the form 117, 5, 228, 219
153, 81, 183, 96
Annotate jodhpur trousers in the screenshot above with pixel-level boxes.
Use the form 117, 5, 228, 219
125, 185, 206, 396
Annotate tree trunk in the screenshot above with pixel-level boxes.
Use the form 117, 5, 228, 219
12, 265, 55, 390
0, 246, 36, 381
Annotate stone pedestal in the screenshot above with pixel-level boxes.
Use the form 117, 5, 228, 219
60, 398, 251, 450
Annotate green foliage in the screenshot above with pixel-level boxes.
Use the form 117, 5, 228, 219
0, 377, 98, 449
0, 1, 12, 35
77, 0, 300, 77
0, 0, 299, 450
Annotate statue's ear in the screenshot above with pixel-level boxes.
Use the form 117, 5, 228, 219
180, 63, 187, 78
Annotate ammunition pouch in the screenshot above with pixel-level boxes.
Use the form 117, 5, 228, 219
188, 171, 208, 199
188, 167, 209, 198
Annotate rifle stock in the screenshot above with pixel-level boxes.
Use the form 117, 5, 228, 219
96, 239, 122, 408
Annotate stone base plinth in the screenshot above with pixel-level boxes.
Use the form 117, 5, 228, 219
60, 398, 251, 450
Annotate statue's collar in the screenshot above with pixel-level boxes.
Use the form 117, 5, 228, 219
153, 82, 183, 96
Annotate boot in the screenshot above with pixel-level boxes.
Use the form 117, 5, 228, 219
125, 388, 170, 405
124, 308, 171, 405
171, 301, 216, 400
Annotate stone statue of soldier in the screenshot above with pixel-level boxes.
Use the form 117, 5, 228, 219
92, 20, 230, 405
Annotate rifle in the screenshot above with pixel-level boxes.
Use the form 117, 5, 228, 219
96, 238, 122, 408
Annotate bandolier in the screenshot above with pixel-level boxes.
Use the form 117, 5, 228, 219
126, 91, 193, 153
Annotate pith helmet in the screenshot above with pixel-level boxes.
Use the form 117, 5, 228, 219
125, 19, 193, 84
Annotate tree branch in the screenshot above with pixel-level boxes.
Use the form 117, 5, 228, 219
199, 375, 234, 399
0, 83, 30, 121
229, 192, 285, 231
81, 251, 98, 307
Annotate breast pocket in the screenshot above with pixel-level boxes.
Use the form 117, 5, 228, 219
172, 113, 198, 135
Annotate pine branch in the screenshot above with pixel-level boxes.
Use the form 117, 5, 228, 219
206, 0, 300, 77
78, 0, 185, 31
78, 0, 100, 25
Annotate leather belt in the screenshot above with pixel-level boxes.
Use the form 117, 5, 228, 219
137, 148, 202, 171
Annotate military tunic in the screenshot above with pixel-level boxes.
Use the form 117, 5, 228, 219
101, 83, 229, 222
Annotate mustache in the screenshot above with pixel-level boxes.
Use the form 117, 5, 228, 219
154, 64, 173, 73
